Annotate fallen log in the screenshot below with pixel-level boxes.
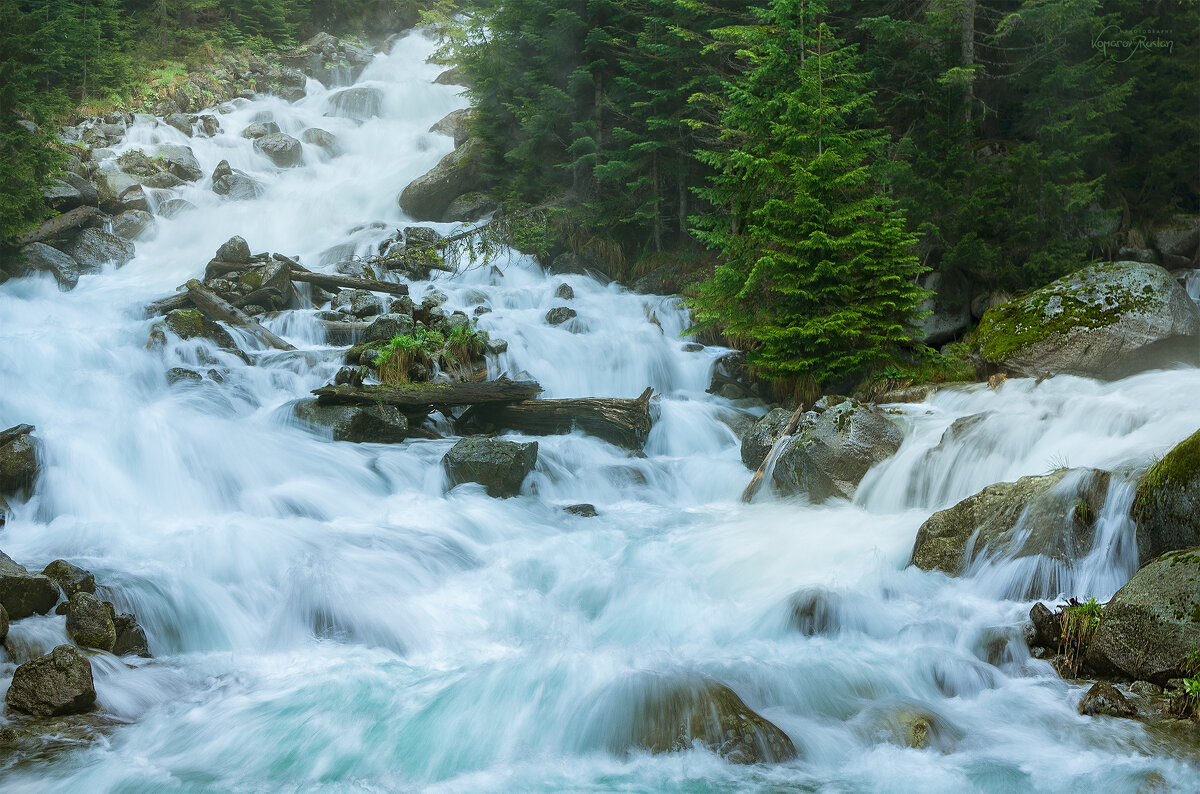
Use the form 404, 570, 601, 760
12, 206, 99, 247
313, 377, 542, 409
273, 253, 409, 297
185, 279, 296, 352
233, 287, 284, 310
145, 292, 192, 316
742, 405, 807, 502
459, 387, 654, 450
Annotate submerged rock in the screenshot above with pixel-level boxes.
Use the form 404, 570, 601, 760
1132, 428, 1200, 567
603, 675, 796, 764
1086, 547, 1200, 684
909, 468, 1110, 576
293, 400, 408, 443
973, 260, 1200, 379
771, 400, 903, 503
63, 592, 116, 652
6, 645, 96, 717
17, 243, 79, 290
443, 437, 538, 498
0, 549, 59, 620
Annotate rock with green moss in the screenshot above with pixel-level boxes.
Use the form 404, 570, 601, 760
0, 424, 39, 498
292, 400, 408, 443
1086, 548, 1200, 684
973, 261, 1200, 378
64, 592, 116, 652
771, 400, 903, 503
398, 138, 487, 222
1133, 429, 1200, 567
604, 674, 796, 764
443, 437, 537, 498
910, 468, 1110, 575
6, 645, 96, 717
162, 309, 238, 349
41, 560, 95, 599
0, 550, 59, 619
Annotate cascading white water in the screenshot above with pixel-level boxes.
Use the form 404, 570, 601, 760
0, 30, 1198, 793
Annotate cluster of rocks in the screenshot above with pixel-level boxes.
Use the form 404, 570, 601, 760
1, 551, 150, 718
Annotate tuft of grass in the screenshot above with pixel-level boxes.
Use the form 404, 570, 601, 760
1056, 597, 1102, 677
1170, 647, 1200, 719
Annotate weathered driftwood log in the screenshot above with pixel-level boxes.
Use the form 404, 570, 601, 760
315, 318, 369, 345
14, 206, 98, 246
460, 387, 654, 450
275, 254, 410, 296
742, 405, 807, 502
313, 378, 542, 410
185, 280, 296, 352
144, 292, 192, 316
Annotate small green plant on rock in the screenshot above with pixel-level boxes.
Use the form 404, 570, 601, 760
375, 329, 443, 385
1056, 597, 1103, 677
1170, 647, 1200, 719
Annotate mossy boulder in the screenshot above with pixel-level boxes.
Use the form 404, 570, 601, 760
0, 424, 40, 498
1086, 548, 1200, 684
6, 645, 96, 717
740, 408, 793, 470
63, 592, 116, 652
771, 400, 903, 503
0, 550, 60, 620
972, 261, 1200, 378
1132, 428, 1200, 567
162, 309, 238, 349
443, 437, 538, 498
112, 612, 151, 657
398, 138, 487, 222
603, 675, 796, 764
910, 468, 1110, 576
292, 400, 408, 444
18, 243, 80, 290
41, 560, 95, 599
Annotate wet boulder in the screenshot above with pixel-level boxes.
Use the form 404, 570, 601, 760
603, 675, 796, 764
1078, 682, 1138, 718
442, 192, 498, 223
325, 86, 383, 121
42, 172, 97, 211
443, 437, 538, 498
362, 313, 415, 344
41, 561, 95, 599
215, 235, 251, 265
63, 592, 116, 652
112, 612, 151, 657
300, 127, 338, 152
163, 112, 193, 136
293, 400, 408, 443
94, 170, 147, 212
707, 351, 763, 401
915, 270, 971, 346
110, 209, 155, 241
545, 307, 576, 326
211, 160, 261, 201
6, 645, 96, 717
740, 407, 794, 470
332, 288, 385, 318
1132, 428, 1200, 567
254, 133, 303, 168
161, 309, 238, 349
398, 138, 487, 222
18, 243, 80, 289
0, 549, 59, 620
63, 228, 134, 272
771, 400, 903, 503
429, 108, 472, 148
1086, 548, 1200, 684
909, 468, 1110, 575
240, 121, 280, 139
973, 261, 1200, 379
0, 425, 40, 499
156, 144, 203, 182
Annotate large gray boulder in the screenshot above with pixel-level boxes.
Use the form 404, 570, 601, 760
443, 437, 537, 498
211, 160, 261, 201
110, 209, 155, 241
1132, 428, 1200, 567
442, 192, 498, 223
94, 170, 147, 212
362, 312, 415, 343
0, 425, 40, 498
41, 560, 95, 599
293, 400, 408, 443
1086, 548, 1200, 684
973, 261, 1200, 378
63, 228, 134, 272
18, 243, 80, 289
429, 108, 472, 148
910, 468, 1109, 575
325, 86, 383, 121
6, 645, 96, 717
42, 172, 98, 211
156, 144, 203, 181
398, 138, 487, 222
771, 400, 903, 502
600, 675, 796, 764
215, 235, 251, 265
1151, 215, 1199, 259
63, 592, 116, 652
741, 408, 793, 470
0, 549, 59, 620
915, 270, 971, 346
253, 133, 303, 168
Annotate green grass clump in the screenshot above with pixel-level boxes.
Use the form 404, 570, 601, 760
1056, 597, 1102, 677
376, 328, 444, 385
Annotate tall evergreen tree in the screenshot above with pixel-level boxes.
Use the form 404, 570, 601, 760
688, 0, 926, 386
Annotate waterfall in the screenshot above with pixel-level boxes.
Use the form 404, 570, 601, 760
0, 30, 1197, 793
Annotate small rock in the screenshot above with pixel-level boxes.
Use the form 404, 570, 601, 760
163, 113, 193, 136
300, 127, 337, 152
41, 561, 95, 599
545, 307, 576, 326
63, 592, 116, 652
554, 283, 574, 300
564, 503, 598, 517
443, 437, 538, 498
485, 338, 508, 355
0, 426, 40, 500
166, 367, 203, 385
240, 121, 280, 139
112, 613, 151, 657
215, 235, 251, 265
211, 160, 261, 201
253, 133, 303, 168
6, 645, 97, 717
110, 209, 155, 240
1078, 681, 1138, 718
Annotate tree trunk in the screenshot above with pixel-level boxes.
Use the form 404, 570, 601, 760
14, 206, 99, 246
961, 0, 976, 124
185, 280, 296, 351
313, 378, 543, 409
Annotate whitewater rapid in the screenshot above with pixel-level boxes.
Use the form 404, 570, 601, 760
0, 30, 1197, 793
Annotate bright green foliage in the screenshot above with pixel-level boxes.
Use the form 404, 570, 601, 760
1056, 596, 1102, 676
687, 2, 927, 385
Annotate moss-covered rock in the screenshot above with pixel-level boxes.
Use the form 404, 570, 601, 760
162, 309, 238, 350
0, 424, 39, 498
443, 437, 537, 498
41, 560, 95, 599
397, 138, 488, 222
292, 400, 408, 444
1133, 428, 1200, 567
972, 260, 1200, 378
0, 549, 59, 620
910, 468, 1110, 576
1086, 548, 1200, 684
63, 592, 116, 652
5, 645, 96, 717
740, 407, 794, 470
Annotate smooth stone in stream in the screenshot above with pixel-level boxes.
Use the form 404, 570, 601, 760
41, 561, 95, 599
6, 645, 96, 717
740, 407, 794, 470
292, 400, 408, 444
63, 592, 116, 652
443, 437, 537, 498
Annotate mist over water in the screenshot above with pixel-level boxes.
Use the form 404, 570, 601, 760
1, 31, 1198, 793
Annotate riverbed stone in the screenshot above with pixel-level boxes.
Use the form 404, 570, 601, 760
63, 228, 134, 272
909, 468, 1110, 576
0, 550, 59, 620
293, 400, 408, 443
110, 209, 155, 240
973, 260, 1200, 379
1132, 428, 1200, 567
443, 437, 538, 498
545, 307, 576, 326
429, 108, 472, 148
19, 243, 80, 289
1086, 548, 1200, 684
0, 425, 40, 499
398, 138, 487, 222
94, 170, 147, 213
215, 235, 251, 265
362, 313, 415, 343
211, 160, 261, 201
1078, 681, 1138, 718
41, 561, 95, 599
326, 86, 383, 121
442, 192, 498, 223
157, 144, 203, 181
163, 112, 193, 136
240, 121, 280, 139
771, 400, 903, 503
740, 408, 794, 470
254, 133, 303, 168
6, 645, 96, 717
112, 612, 151, 657
614, 675, 796, 764
300, 127, 338, 152
64, 592, 116, 652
